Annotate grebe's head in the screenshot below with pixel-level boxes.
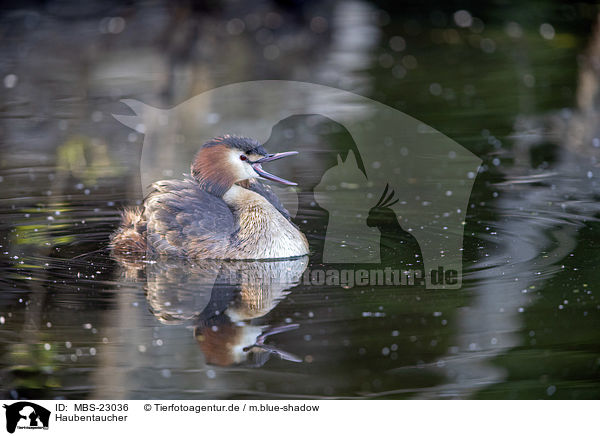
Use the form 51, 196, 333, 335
191, 135, 298, 196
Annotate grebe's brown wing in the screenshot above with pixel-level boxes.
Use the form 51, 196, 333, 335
144, 178, 236, 257
242, 179, 291, 220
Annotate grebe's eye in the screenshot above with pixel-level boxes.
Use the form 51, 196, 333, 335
240, 155, 247, 161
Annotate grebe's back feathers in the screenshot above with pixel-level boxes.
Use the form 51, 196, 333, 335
144, 177, 236, 257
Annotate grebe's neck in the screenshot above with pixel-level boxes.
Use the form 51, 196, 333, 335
222, 184, 309, 259
222, 184, 252, 207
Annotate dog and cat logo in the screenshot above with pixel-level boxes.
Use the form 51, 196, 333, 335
114, 80, 481, 289
2, 402, 50, 433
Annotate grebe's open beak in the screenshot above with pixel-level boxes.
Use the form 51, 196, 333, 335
250, 151, 298, 186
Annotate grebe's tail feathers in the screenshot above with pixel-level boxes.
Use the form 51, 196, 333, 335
110, 207, 147, 256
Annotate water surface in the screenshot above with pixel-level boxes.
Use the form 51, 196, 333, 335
0, 0, 599, 399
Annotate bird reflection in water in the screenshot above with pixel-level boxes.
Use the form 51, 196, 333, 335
114, 256, 308, 367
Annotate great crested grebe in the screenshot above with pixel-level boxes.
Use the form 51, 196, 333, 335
110, 135, 309, 259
